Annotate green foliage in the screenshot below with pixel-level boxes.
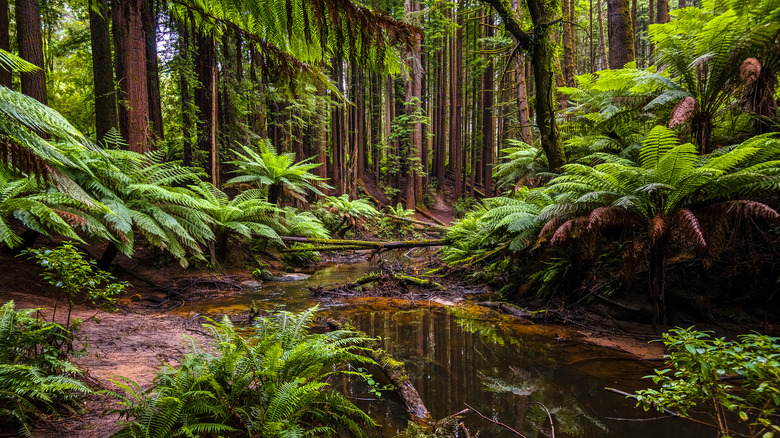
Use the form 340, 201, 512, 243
635, 328, 780, 438
316, 195, 380, 238
281, 243, 322, 267
23, 242, 127, 331
109, 306, 378, 438
226, 140, 331, 206
0, 301, 90, 437
67, 149, 216, 266
378, 203, 417, 239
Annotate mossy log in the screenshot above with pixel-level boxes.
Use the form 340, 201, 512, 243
326, 319, 432, 423
386, 215, 449, 232
280, 236, 450, 250
353, 273, 445, 290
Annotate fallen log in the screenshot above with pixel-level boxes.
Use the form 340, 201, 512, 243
353, 273, 445, 290
326, 319, 432, 423
386, 215, 449, 232
479, 301, 532, 319
280, 236, 450, 250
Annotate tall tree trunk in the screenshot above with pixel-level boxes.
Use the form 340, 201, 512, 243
404, 0, 423, 209
249, 46, 267, 138
89, 0, 118, 144
516, 55, 533, 144
597, 0, 608, 70
481, 13, 494, 197
143, 0, 163, 141
178, 23, 193, 166
656, 0, 670, 24
450, 1, 464, 199
562, 0, 575, 86
0, 0, 11, 88
590, 0, 595, 72
632, 0, 639, 66
195, 34, 217, 184
607, 0, 635, 69
16, 0, 47, 104
114, 0, 150, 153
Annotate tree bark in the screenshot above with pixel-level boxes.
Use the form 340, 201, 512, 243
178, 23, 193, 166
607, 0, 635, 69
656, 0, 669, 24
450, 1, 464, 199
597, 0, 608, 70
562, 0, 575, 86
195, 33, 217, 184
481, 13, 495, 197
0, 0, 11, 88
143, 0, 163, 141
404, 0, 423, 209
516, 55, 533, 144
16, 0, 47, 104
89, 0, 118, 144
114, 0, 150, 153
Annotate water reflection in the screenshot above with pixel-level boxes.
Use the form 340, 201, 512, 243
182, 262, 712, 438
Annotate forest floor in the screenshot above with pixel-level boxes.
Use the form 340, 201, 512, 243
0, 231, 776, 436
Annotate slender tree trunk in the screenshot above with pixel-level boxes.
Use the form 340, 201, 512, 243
516, 55, 533, 144
0, 0, 11, 88
632, 0, 639, 66
195, 33, 217, 184
16, 0, 47, 104
562, 0, 575, 86
607, 0, 635, 69
597, 0, 608, 70
451, 1, 464, 199
656, 0, 670, 24
178, 23, 193, 166
590, 0, 595, 72
143, 0, 163, 141
89, 0, 118, 143
481, 13, 494, 197
404, 0, 423, 209
678, 0, 685, 7
114, 0, 150, 153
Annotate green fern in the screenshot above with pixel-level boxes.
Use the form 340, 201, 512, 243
109, 306, 378, 438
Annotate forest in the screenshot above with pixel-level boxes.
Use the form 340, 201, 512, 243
0, 0, 778, 436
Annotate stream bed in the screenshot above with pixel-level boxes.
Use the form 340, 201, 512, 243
180, 262, 711, 437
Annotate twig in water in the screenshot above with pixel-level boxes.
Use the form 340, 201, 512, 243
534, 402, 555, 438
464, 403, 528, 438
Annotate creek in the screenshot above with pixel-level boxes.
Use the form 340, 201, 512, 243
180, 261, 711, 437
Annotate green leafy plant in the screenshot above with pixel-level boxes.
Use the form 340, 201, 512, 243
0, 301, 90, 437
317, 195, 380, 238
635, 328, 780, 438
109, 306, 379, 438
226, 140, 331, 206
22, 242, 127, 331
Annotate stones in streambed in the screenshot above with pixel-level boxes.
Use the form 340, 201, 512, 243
260, 273, 311, 282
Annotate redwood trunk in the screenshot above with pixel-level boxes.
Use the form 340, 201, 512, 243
16, 0, 47, 104
481, 13, 495, 197
195, 34, 217, 184
656, 0, 669, 24
607, 0, 635, 69
562, 0, 575, 86
89, 0, 118, 143
0, 0, 10, 87
597, 0, 608, 70
143, 0, 163, 141
450, 1, 464, 199
114, 0, 150, 153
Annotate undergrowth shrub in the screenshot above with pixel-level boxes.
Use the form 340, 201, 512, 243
109, 306, 379, 438
0, 301, 90, 436
635, 328, 780, 438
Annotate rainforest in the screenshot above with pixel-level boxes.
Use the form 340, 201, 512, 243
0, 0, 778, 436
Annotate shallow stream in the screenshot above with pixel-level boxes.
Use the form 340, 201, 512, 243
181, 262, 711, 437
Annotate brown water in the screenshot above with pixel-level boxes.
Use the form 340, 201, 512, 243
181, 262, 712, 437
